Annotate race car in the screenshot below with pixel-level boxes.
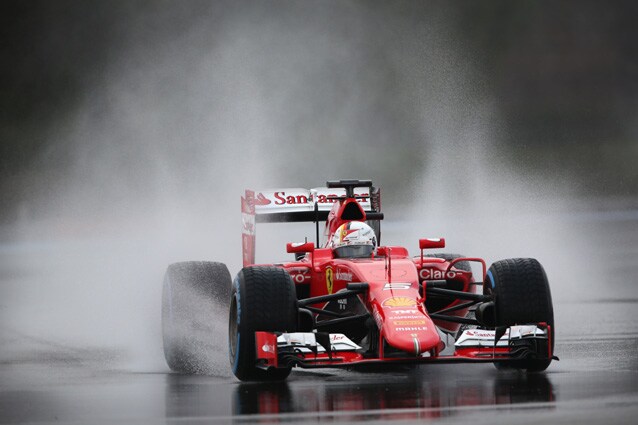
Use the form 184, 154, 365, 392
161, 180, 556, 381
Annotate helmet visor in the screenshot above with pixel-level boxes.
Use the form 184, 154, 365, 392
334, 245, 373, 259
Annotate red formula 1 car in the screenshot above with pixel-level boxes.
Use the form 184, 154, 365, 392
161, 180, 556, 381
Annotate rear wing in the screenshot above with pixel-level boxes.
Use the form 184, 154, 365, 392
241, 182, 382, 266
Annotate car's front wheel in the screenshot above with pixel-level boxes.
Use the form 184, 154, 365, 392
485, 258, 555, 372
229, 266, 298, 381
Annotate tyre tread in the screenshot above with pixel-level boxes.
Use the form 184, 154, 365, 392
485, 258, 554, 372
490, 258, 553, 326
230, 266, 298, 381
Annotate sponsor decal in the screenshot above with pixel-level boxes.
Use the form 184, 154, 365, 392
383, 283, 412, 290
391, 309, 420, 315
419, 268, 457, 280
337, 298, 348, 310
252, 188, 372, 211
261, 343, 275, 353
465, 329, 507, 338
289, 268, 310, 284
274, 192, 313, 205
382, 297, 417, 308
241, 213, 255, 235
325, 267, 334, 294
270, 191, 370, 206
392, 315, 424, 320
340, 227, 358, 242
396, 327, 428, 331
254, 193, 272, 206
336, 270, 353, 281
393, 320, 426, 326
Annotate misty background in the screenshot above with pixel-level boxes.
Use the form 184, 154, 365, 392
1, 1, 637, 372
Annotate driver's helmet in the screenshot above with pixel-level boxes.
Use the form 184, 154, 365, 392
330, 221, 377, 258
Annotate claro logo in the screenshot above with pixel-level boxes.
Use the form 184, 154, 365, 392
419, 268, 457, 280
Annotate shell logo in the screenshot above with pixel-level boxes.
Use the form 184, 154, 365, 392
393, 320, 426, 326
382, 297, 417, 308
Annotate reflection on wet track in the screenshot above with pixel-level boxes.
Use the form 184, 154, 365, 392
227, 371, 555, 419
3, 308, 637, 425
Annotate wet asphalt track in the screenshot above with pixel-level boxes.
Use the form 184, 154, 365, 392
0, 300, 636, 424
1, 209, 637, 424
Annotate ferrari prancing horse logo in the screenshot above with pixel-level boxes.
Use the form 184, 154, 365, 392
326, 268, 334, 294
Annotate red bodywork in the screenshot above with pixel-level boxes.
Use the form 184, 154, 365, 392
241, 184, 550, 369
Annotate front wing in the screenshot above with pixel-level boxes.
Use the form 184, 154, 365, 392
254, 324, 553, 369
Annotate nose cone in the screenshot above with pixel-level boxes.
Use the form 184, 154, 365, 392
382, 306, 441, 355
353, 258, 441, 356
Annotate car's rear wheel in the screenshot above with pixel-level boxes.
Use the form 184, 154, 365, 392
424, 253, 471, 272
485, 258, 555, 372
162, 261, 231, 374
229, 266, 298, 381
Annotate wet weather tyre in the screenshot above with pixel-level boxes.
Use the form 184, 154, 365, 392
485, 258, 554, 372
229, 266, 298, 381
162, 261, 232, 374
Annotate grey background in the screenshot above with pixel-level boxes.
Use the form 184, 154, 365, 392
2, 1, 637, 230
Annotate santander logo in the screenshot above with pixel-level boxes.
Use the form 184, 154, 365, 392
259, 191, 370, 206
254, 193, 272, 206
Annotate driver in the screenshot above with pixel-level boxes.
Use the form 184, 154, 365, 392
330, 221, 377, 258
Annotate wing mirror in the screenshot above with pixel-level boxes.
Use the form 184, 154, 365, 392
286, 242, 315, 254
419, 238, 445, 249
